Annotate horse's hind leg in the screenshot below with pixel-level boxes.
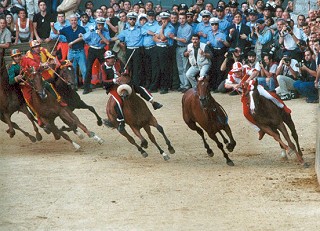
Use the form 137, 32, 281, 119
143, 125, 170, 161
207, 132, 234, 166
2, 113, 15, 138
49, 123, 81, 151
80, 102, 103, 126
11, 122, 37, 142
218, 131, 228, 144
284, 114, 303, 157
186, 120, 213, 157
119, 129, 148, 158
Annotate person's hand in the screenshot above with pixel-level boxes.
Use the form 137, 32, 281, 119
224, 52, 228, 58
96, 29, 101, 35
50, 22, 54, 28
315, 81, 319, 88
15, 74, 24, 82
168, 33, 175, 39
217, 38, 223, 43
234, 83, 241, 89
44, 38, 51, 43
229, 28, 235, 35
36, 37, 43, 43
162, 20, 168, 27
199, 49, 204, 55
240, 33, 247, 39
259, 62, 264, 68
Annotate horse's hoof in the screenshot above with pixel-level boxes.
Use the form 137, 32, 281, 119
163, 154, 170, 161
88, 131, 95, 138
29, 136, 37, 143
141, 140, 148, 148
207, 149, 214, 157
227, 160, 235, 166
36, 133, 42, 141
168, 147, 175, 154
72, 141, 81, 151
303, 162, 310, 168
75, 130, 85, 140
97, 120, 103, 126
226, 143, 235, 152
43, 127, 51, 134
93, 135, 104, 144
141, 151, 148, 158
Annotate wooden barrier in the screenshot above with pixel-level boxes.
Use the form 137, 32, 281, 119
316, 88, 320, 185
3, 41, 56, 65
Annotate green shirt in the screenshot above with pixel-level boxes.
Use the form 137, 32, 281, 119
8, 62, 21, 85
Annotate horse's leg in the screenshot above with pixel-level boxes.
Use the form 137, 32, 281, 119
130, 126, 148, 148
118, 129, 148, 158
149, 117, 175, 155
49, 122, 81, 151
283, 114, 303, 157
259, 125, 289, 150
143, 125, 170, 161
21, 105, 42, 141
278, 122, 305, 165
2, 113, 15, 138
218, 131, 228, 144
11, 122, 37, 142
222, 124, 237, 152
185, 120, 213, 157
207, 132, 234, 166
77, 101, 103, 126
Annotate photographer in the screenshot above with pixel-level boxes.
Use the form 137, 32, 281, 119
257, 53, 277, 91
293, 49, 318, 103
278, 19, 304, 62
220, 47, 243, 72
275, 52, 299, 100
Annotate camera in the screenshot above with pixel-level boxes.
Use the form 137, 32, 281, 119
286, 25, 292, 32
295, 60, 304, 68
226, 48, 236, 58
269, 43, 276, 55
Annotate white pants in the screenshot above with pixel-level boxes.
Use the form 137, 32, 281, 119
186, 64, 211, 88
276, 75, 296, 95
26, 0, 39, 20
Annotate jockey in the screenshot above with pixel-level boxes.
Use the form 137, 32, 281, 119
22, 40, 67, 108
101, 50, 163, 132
7, 49, 42, 125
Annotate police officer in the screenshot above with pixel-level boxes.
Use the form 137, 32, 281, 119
110, 12, 143, 86
153, 11, 175, 94
71, 17, 111, 94
141, 10, 159, 91
194, 10, 212, 43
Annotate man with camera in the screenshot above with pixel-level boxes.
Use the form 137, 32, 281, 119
293, 49, 318, 103
257, 53, 277, 91
275, 52, 299, 100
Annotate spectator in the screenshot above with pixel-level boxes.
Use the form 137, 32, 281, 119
225, 1, 239, 23
216, 6, 231, 35
33, 1, 55, 43
252, 18, 273, 61
168, 11, 179, 90
273, 6, 283, 22
173, 13, 192, 92
112, 3, 121, 17
112, 10, 127, 66
194, 10, 211, 43
186, 11, 197, 33
145, 1, 153, 12
123, 0, 131, 13
227, 12, 251, 55
5, 13, 15, 43
85, 8, 95, 23
275, 52, 299, 100
184, 34, 212, 90
9, 0, 25, 22
0, 17, 11, 51
257, 53, 278, 91
14, 9, 33, 44
293, 49, 318, 103
78, 12, 93, 33
100, 5, 108, 18
25, 0, 39, 20
106, 7, 119, 39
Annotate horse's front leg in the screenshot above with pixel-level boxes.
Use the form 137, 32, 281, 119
21, 105, 42, 141
222, 124, 237, 152
130, 126, 148, 149
2, 113, 15, 138
207, 132, 234, 166
119, 128, 148, 158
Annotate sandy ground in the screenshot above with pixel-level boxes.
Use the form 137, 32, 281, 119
0, 88, 319, 231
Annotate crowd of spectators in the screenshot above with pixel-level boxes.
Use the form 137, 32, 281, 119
0, 0, 320, 103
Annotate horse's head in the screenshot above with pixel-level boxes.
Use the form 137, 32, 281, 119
247, 79, 260, 114
117, 84, 132, 100
25, 67, 47, 100
117, 73, 131, 85
58, 60, 75, 89
197, 76, 210, 109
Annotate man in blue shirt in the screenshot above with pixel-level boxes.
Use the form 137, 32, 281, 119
216, 6, 231, 35
194, 10, 212, 43
111, 12, 143, 86
51, 14, 87, 91
71, 17, 111, 94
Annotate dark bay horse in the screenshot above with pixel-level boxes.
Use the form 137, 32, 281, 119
25, 67, 103, 150
53, 60, 103, 126
242, 80, 307, 167
182, 77, 236, 166
0, 50, 42, 142
105, 75, 175, 160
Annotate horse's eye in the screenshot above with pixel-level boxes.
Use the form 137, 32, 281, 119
68, 67, 72, 70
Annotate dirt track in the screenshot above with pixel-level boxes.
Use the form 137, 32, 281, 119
0, 89, 319, 230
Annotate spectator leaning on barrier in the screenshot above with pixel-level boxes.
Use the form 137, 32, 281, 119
14, 9, 33, 44
0, 17, 11, 50
257, 53, 278, 91
33, 1, 55, 43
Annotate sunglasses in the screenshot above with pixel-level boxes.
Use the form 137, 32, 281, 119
128, 18, 137, 21
316, 21, 320, 23
211, 23, 218, 26
202, 15, 210, 18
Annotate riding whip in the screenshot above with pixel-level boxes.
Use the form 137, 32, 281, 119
123, 48, 136, 71
50, 35, 60, 54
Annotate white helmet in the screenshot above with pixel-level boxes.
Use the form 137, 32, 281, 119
231, 62, 243, 72
104, 50, 115, 59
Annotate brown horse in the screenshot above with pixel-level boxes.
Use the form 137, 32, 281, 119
243, 80, 307, 167
182, 77, 236, 166
53, 60, 103, 126
25, 67, 103, 150
105, 75, 175, 160
0, 50, 42, 142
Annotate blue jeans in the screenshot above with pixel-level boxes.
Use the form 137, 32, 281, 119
257, 77, 276, 91
293, 80, 318, 101
68, 49, 87, 87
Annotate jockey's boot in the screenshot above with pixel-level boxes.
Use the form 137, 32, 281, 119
117, 120, 125, 132
58, 100, 68, 107
258, 130, 265, 140
37, 118, 44, 127
152, 101, 163, 110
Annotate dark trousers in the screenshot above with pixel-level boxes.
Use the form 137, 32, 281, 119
209, 49, 226, 90
143, 46, 159, 91
125, 47, 142, 86
168, 45, 179, 90
155, 46, 170, 90
84, 47, 105, 90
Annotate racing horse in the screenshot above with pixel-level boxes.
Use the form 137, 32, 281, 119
53, 60, 103, 126
242, 80, 307, 167
25, 67, 103, 150
182, 77, 236, 166
105, 74, 175, 160
0, 49, 42, 142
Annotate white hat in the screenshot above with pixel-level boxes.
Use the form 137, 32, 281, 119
138, 13, 147, 21
95, 17, 106, 24
200, 10, 211, 17
209, 17, 219, 24
127, 12, 138, 19
104, 50, 115, 59
160, 12, 170, 18
231, 62, 243, 72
